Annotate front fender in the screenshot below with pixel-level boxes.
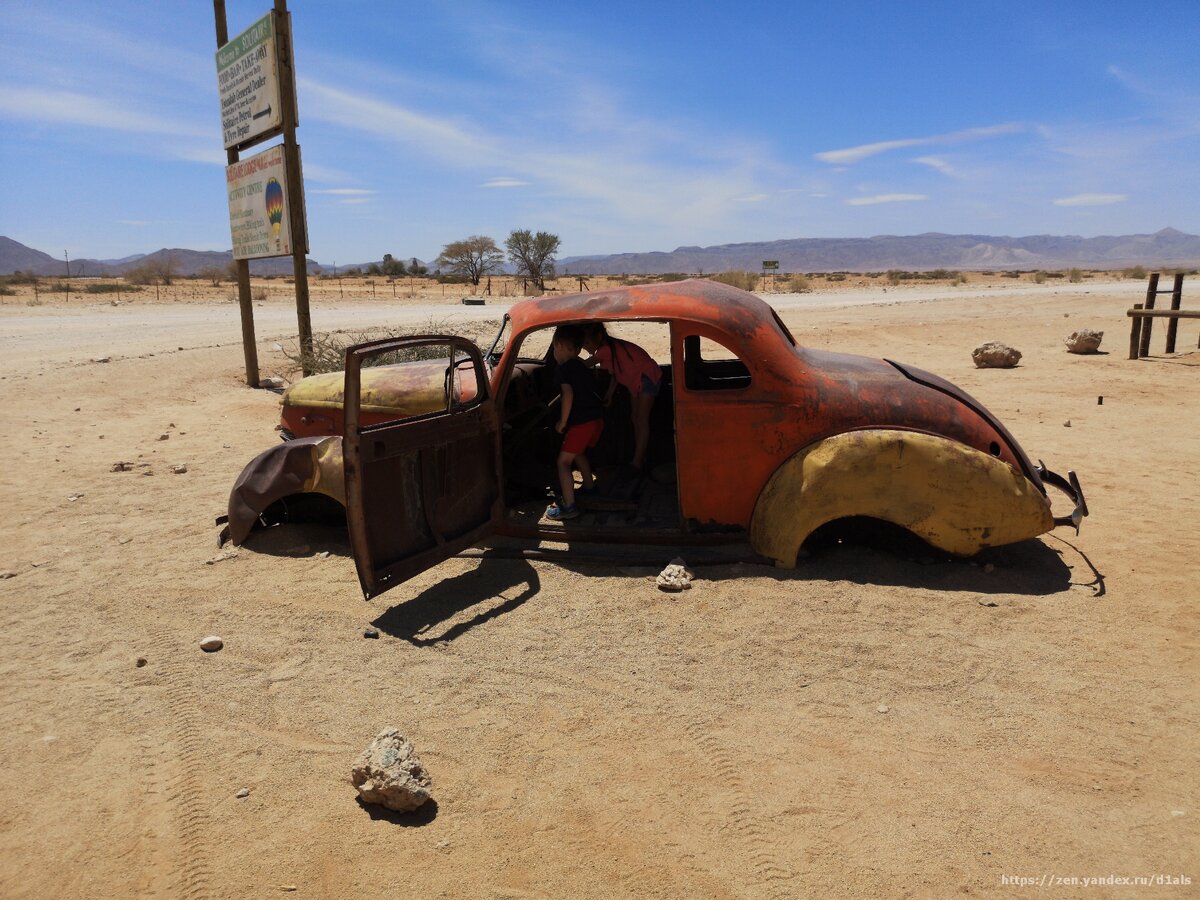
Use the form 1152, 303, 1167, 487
227, 436, 345, 545
750, 429, 1054, 566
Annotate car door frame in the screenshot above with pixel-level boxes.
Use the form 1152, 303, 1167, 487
343, 335, 503, 599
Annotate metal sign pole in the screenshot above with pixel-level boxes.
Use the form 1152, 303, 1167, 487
214, 0, 260, 387
273, 0, 314, 376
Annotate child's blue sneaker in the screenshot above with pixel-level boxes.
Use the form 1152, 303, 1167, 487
545, 502, 579, 520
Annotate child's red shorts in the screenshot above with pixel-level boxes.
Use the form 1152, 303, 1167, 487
561, 418, 604, 454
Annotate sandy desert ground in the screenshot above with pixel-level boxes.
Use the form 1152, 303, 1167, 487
0, 276, 1197, 898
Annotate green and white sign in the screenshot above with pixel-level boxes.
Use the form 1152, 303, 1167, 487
226, 144, 299, 260
216, 11, 283, 150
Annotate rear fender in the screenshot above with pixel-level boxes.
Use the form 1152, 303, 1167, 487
750, 429, 1054, 565
227, 436, 345, 545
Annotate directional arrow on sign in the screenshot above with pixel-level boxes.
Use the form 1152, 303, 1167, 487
252, 105, 272, 120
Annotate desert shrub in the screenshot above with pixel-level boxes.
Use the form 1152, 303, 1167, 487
657, 273, 688, 282
1045, 271, 1066, 279
252, 287, 269, 301
710, 270, 759, 291
923, 269, 960, 280
1002, 270, 1021, 278
1124, 265, 1148, 279
277, 318, 502, 377
1068, 268, 1084, 283
1, 271, 39, 285
787, 274, 811, 292
825, 272, 847, 282
0, 285, 15, 295
48, 282, 71, 292
1032, 271, 1047, 284
953, 274, 968, 285
85, 282, 142, 294
26, 295, 42, 306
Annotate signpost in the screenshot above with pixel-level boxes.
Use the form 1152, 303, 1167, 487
227, 144, 298, 259
213, 0, 313, 382
216, 11, 284, 150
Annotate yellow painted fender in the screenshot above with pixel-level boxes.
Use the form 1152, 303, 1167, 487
750, 429, 1054, 566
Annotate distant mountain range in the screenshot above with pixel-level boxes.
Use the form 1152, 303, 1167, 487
4, 229, 1199, 278
559, 228, 1200, 274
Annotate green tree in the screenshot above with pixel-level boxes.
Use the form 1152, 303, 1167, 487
505, 229, 561, 290
436, 235, 504, 286
409, 257, 428, 276
381, 254, 407, 277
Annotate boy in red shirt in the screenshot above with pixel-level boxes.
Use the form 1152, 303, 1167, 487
546, 325, 604, 520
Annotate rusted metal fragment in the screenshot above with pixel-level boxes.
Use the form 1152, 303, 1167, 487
227, 435, 345, 545
750, 430, 1054, 566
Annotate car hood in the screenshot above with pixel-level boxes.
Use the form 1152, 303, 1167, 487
283, 359, 478, 416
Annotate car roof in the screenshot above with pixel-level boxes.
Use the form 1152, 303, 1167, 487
507, 278, 786, 345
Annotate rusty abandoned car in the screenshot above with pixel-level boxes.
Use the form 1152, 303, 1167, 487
225, 279, 1087, 599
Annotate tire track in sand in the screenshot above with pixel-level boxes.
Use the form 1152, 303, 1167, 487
148, 629, 213, 900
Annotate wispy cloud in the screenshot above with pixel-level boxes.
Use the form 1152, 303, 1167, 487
0, 85, 208, 138
847, 193, 928, 206
912, 155, 958, 177
1053, 193, 1127, 207
816, 123, 1025, 165
482, 178, 528, 188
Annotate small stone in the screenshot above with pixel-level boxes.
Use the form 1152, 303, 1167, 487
157, 433, 169, 441
877, 704, 890, 714
280, 887, 297, 893
92, 356, 111, 363
983, 563, 995, 573
199, 635, 223, 652
656, 557, 694, 592
111, 461, 133, 472
1064, 328, 1104, 354
317, 550, 330, 559
0, 571, 16, 579
978, 600, 999, 608
971, 342, 1022, 368
260, 376, 286, 390
136, 657, 147, 667
171, 464, 188, 474
351, 728, 432, 812
118, 537, 132, 545
205, 549, 238, 565
236, 788, 250, 799
1063, 420, 1071, 427
363, 628, 380, 639
67, 493, 84, 502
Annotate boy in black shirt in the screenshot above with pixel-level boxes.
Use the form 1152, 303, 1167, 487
546, 325, 604, 520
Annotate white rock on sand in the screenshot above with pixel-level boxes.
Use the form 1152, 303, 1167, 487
350, 729, 432, 812
971, 341, 1022, 368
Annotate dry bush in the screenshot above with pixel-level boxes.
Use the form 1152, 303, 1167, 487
0, 285, 15, 296
709, 270, 759, 291
252, 287, 269, 301
1032, 271, 1047, 284
1124, 265, 1148, 280
1068, 268, 1084, 283
275, 317, 502, 380
787, 274, 811, 292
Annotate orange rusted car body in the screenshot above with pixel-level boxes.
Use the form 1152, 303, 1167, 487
226, 279, 1086, 596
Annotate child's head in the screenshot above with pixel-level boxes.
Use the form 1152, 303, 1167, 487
551, 325, 584, 363
582, 322, 608, 353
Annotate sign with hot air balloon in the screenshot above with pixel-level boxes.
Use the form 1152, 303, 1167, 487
216, 10, 285, 150
226, 143, 305, 260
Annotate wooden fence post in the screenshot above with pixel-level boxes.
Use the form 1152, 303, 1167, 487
1164, 273, 1185, 354
1138, 273, 1159, 358
1129, 303, 1144, 360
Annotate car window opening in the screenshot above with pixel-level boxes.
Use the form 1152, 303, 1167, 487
682, 334, 752, 391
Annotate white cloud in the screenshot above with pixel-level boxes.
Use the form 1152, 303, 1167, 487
847, 193, 928, 206
912, 155, 957, 177
1053, 193, 1127, 207
482, 178, 528, 188
0, 85, 208, 138
816, 123, 1025, 165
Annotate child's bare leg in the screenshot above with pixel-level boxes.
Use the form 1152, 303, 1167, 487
556, 450, 576, 506
632, 392, 654, 469
575, 452, 594, 490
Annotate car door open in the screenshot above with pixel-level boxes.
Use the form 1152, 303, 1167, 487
343, 336, 503, 599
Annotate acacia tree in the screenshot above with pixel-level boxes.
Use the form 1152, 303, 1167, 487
436, 236, 504, 286
505, 229, 561, 290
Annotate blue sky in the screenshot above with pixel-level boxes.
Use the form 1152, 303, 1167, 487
1, 1, 1198, 263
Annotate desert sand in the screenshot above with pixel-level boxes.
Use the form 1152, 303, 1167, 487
0, 276, 1196, 897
